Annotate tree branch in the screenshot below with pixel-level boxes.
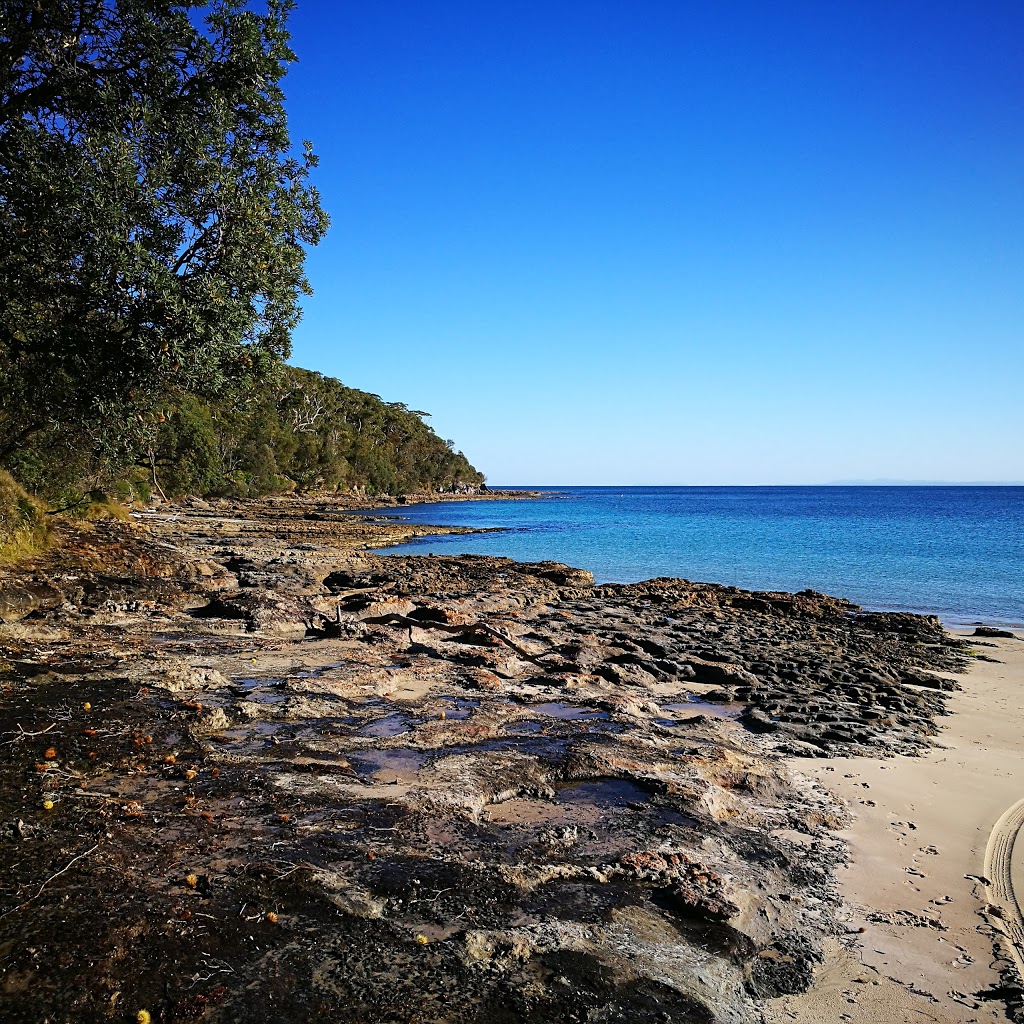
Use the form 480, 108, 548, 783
363, 613, 556, 668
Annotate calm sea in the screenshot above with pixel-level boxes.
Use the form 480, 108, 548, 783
367, 487, 1024, 627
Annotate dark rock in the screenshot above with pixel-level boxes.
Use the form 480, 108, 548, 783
0, 581, 64, 622
518, 560, 596, 589
854, 610, 946, 643
747, 931, 822, 997
743, 708, 780, 733
901, 671, 962, 691
683, 657, 760, 688
409, 603, 467, 625
703, 688, 735, 703
191, 590, 310, 636
634, 637, 670, 659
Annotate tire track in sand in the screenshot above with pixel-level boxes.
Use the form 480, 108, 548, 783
983, 797, 1024, 979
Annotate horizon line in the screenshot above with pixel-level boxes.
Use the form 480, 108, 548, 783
484, 481, 1024, 488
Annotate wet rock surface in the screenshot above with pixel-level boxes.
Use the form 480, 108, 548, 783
0, 498, 974, 1023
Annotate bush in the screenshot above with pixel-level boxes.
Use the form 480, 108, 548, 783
137, 366, 486, 498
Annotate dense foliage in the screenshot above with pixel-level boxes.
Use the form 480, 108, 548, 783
138, 366, 484, 497
0, 0, 328, 464
0, 2, 483, 506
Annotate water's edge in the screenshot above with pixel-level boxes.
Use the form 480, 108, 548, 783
360, 487, 1024, 630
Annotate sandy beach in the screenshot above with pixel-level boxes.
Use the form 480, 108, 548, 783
769, 632, 1024, 1024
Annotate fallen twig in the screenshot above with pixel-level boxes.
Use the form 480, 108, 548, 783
0, 723, 56, 746
0, 842, 101, 920
414, 886, 454, 905
366, 613, 556, 667
68, 789, 124, 801
329, 584, 394, 599
33, 843, 100, 900
274, 861, 316, 880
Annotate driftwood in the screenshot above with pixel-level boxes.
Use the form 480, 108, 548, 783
366, 613, 555, 668
306, 589, 395, 637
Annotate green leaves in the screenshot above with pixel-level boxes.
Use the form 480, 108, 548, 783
149, 367, 485, 498
0, 0, 328, 472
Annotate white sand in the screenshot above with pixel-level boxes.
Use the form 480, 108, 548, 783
768, 631, 1024, 1024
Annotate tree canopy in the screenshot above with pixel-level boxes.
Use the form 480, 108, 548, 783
0, 0, 328, 464
138, 366, 486, 498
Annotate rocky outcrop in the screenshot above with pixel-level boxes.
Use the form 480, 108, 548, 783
974, 625, 1018, 639
0, 495, 975, 1024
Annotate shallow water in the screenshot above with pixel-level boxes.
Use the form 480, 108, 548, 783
358, 712, 415, 738
661, 699, 743, 721
529, 701, 608, 721
441, 697, 480, 720
369, 486, 1024, 626
349, 748, 428, 780
234, 678, 289, 704
555, 778, 652, 808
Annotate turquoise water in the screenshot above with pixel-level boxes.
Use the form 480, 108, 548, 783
365, 487, 1024, 627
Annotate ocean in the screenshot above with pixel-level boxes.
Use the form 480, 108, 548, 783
366, 486, 1024, 628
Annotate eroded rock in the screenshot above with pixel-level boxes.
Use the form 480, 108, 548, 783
0, 494, 973, 1024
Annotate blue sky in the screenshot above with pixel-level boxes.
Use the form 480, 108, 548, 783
282, 1, 1023, 485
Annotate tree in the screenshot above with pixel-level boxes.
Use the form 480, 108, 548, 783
135, 366, 485, 499
0, 0, 328, 472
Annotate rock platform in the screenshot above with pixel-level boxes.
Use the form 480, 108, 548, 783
0, 496, 972, 1023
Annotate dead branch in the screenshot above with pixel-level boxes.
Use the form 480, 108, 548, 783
273, 861, 316, 880
0, 842, 101, 920
365, 613, 556, 667
328, 584, 394, 599
0, 723, 56, 746
33, 843, 100, 900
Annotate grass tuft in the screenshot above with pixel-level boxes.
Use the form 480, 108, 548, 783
0, 469, 51, 563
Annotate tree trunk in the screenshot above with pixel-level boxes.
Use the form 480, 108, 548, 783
148, 449, 168, 501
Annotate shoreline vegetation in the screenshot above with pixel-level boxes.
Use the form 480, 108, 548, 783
1, 0, 490, 529
0, 492, 1021, 1023
3, 366, 489, 513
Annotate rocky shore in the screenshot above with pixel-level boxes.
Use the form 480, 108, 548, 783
0, 496, 990, 1023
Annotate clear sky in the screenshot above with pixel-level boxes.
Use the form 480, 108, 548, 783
282, 1, 1024, 485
